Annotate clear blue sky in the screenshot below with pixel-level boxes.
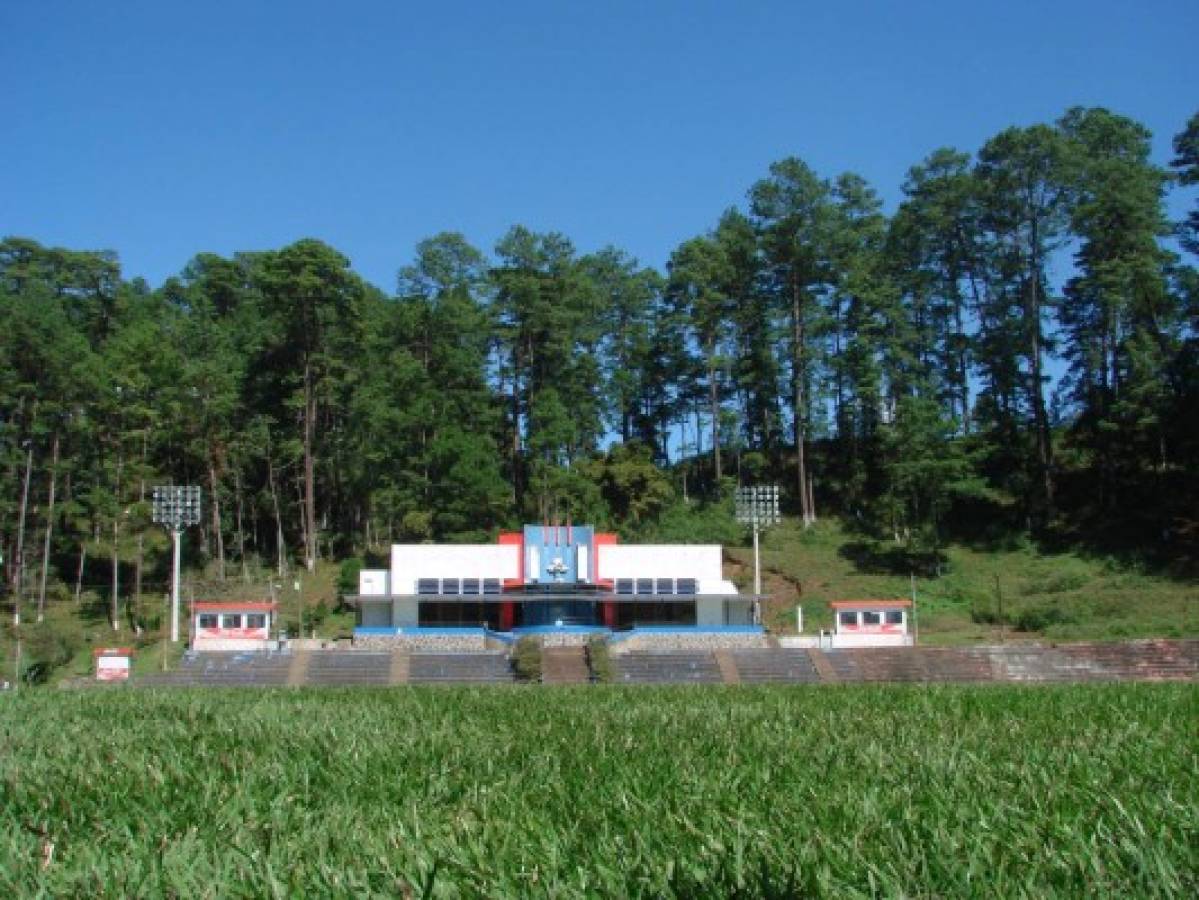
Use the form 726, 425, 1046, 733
2, 0, 1196, 292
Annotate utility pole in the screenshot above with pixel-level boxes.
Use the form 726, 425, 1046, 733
734, 485, 780, 626
152, 486, 201, 643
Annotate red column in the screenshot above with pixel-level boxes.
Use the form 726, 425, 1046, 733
500, 601, 515, 631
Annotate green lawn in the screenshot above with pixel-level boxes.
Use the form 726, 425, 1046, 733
1, 685, 1194, 897
729, 519, 1199, 643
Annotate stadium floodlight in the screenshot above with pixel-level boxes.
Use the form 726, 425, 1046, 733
734, 485, 780, 625
152, 486, 202, 643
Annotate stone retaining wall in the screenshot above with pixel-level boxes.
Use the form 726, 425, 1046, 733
354, 634, 488, 653
609, 632, 770, 655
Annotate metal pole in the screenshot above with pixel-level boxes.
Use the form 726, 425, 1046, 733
170, 528, 182, 643
752, 522, 761, 625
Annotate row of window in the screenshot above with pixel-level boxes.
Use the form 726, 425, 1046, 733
838, 610, 904, 627
413, 577, 701, 595
198, 613, 268, 630
614, 578, 698, 596
417, 578, 503, 595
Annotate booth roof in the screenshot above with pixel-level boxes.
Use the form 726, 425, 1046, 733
193, 601, 277, 612
828, 599, 913, 609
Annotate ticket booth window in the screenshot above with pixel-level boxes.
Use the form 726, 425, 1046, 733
886, 610, 904, 625
246, 613, 267, 629
839, 611, 858, 627
198, 614, 218, 628
862, 611, 882, 626
222, 614, 243, 629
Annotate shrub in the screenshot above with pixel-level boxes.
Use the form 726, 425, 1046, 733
1013, 604, 1076, 633
586, 637, 612, 683
512, 637, 542, 682
337, 557, 363, 595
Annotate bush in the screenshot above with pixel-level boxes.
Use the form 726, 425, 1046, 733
1013, 604, 1076, 633
338, 558, 363, 595
586, 637, 612, 683
512, 637, 542, 682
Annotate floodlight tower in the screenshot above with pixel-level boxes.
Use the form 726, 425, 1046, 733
152, 486, 201, 643
734, 485, 780, 625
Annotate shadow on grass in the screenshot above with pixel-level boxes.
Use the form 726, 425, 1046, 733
838, 541, 947, 578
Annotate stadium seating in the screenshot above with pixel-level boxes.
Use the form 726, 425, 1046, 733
407, 652, 514, 684
730, 649, 822, 683
611, 651, 723, 683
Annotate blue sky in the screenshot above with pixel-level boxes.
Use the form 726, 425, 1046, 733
2, 0, 1196, 292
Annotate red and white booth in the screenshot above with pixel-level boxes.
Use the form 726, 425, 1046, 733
192, 601, 276, 652
94, 647, 133, 681
829, 599, 913, 648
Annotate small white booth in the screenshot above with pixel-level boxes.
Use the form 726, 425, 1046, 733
192, 601, 276, 652
829, 599, 913, 648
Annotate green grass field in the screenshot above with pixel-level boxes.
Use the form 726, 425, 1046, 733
2, 685, 1195, 897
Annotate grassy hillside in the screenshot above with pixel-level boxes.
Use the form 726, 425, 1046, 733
728, 519, 1199, 643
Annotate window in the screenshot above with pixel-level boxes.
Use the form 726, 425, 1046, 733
862, 611, 882, 626
417, 578, 439, 595
221, 614, 243, 629
885, 610, 904, 625
198, 614, 218, 629
462, 578, 480, 595
246, 614, 266, 629
441, 578, 461, 595
839, 611, 858, 627
616, 579, 634, 595
482, 578, 501, 594
676, 579, 697, 595
656, 578, 673, 595
635, 578, 654, 595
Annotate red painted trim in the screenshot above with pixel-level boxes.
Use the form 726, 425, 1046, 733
829, 600, 912, 610
498, 531, 524, 587
93, 647, 134, 656
592, 532, 618, 583
193, 601, 277, 612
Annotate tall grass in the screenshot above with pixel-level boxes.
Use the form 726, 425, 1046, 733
1, 685, 1195, 896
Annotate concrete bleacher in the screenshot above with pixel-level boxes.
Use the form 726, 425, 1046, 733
138, 652, 293, 688
305, 652, 392, 686
127, 639, 1196, 689
611, 651, 723, 684
407, 652, 514, 684
730, 649, 822, 683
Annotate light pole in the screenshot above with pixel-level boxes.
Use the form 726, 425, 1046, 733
734, 485, 780, 626
151, 485, 201, 643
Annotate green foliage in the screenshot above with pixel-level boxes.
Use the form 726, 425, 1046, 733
512, 636, 542, 682
585, 636, 612, 683
0, 687, 1194, 895
337, 557, 363, 595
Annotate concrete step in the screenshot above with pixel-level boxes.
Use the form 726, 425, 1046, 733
542, 647, 591, 685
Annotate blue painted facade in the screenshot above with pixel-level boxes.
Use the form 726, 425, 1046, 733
522, 523, 594, 583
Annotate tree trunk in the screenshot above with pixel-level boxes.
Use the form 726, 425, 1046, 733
74, 541, 87, 604
792, 280, 812, 527
234, 467, 249, 582
302, 358, 317, 572
209, 456, 226, 580
707, 349, 722, 483
110, 446, 123, 631
12, 428, 35, 624
134, 431, 146, 622
1027, 242, 1054, 521
37, 431, 60, 623
265, 442, 287, 577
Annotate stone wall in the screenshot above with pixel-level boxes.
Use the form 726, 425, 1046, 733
609, 632, 769, 655
354, 634, 488, 653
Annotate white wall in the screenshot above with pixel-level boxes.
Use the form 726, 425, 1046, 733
696, 596, 723, 625
601, 545, 726, 593
389, 545, 519, 595
359, 570, 390, 596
